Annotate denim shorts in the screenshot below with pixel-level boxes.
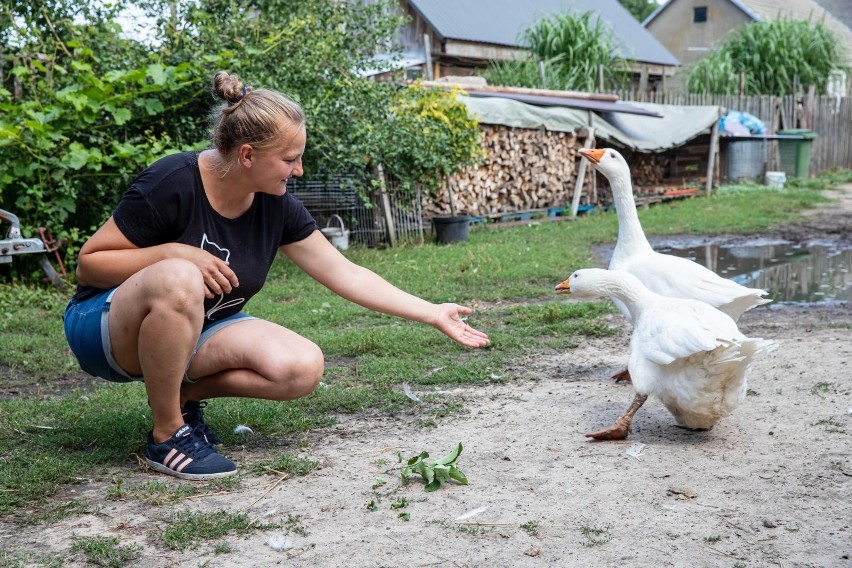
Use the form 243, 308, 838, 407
63, 288, 256, 383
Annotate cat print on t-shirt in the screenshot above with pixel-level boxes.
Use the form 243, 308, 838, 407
201, 234, 245, 320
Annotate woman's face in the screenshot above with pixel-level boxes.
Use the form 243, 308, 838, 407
250, 125, 306, 196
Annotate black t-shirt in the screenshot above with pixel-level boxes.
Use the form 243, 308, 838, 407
72, 151, 318, 321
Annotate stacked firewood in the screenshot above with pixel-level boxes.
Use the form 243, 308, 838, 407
422, 125, 681, 218
424, 126, 596, 217
622, 151, 668, 188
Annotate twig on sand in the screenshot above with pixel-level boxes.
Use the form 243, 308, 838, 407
693, 501, 725, 509
703, 544, 745, 560
262, 466, 292, 477
176, 490, 235, 502
243, 470, 290, 511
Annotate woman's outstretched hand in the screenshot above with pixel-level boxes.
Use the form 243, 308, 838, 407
433, 303, 490, 348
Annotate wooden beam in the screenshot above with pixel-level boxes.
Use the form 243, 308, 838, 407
423, 34, 434, 81
571, 127, 595, 217
705, 110, 720, 196
376, 164, 397, 247
414, 81, 619, 102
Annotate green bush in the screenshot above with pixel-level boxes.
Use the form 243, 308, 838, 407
686, 17, 848, 95
480, 11, 630, 92
1, 0, 483, 283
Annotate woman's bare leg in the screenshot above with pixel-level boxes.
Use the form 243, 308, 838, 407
107, 259, 206, 443
181, 320, 324, 403
101, 258, 324, 443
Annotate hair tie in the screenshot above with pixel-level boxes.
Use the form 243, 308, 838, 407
238, 86, 248, 101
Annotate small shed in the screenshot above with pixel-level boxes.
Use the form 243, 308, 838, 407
426, 85, 724, 218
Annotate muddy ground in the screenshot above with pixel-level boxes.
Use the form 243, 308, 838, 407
2, 186, 851, 567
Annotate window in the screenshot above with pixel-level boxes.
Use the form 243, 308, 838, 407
694, 7, 708, 23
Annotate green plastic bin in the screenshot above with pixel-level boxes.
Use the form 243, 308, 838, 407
777, 129, 817, 179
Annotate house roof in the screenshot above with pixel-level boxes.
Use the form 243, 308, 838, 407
815, 0, 852, 30
645, 0, 852, 55
406, 0, 679, 67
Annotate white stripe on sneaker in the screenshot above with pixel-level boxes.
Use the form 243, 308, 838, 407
174, 456, 193, 472
164, 450, 189, 470
163, 449, 178, 466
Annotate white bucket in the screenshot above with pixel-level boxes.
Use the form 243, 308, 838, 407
765, 171, 786, 188
320, 214, 349, 251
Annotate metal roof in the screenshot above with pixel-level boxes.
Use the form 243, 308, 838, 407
406, 0, 680, 67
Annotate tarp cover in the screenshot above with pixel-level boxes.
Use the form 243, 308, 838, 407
459, 96, 724, 153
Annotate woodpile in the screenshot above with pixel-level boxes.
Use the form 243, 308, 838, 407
422, 124, 679, 219
424, 125, 594, 217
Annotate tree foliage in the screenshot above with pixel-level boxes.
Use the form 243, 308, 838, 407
686, 17, 848, 95
617, 0, 658, 23
1, 0, 209, 260
1, 0, 483, 276
480, 11, 630, 92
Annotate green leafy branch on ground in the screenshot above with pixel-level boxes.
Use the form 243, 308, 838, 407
401, 442, 468, 492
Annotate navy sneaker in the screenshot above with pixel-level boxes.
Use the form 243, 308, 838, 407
144, 424, 237, 480
182, 400, 222, 445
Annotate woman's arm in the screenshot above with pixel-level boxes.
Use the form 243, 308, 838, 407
280, 231, 489, 348
76, 217, 238, 297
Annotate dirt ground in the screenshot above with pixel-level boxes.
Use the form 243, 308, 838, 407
4, 186, 852, 568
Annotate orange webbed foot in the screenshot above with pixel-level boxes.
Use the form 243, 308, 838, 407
585, 421, 631, 441
611, 368, 632, 383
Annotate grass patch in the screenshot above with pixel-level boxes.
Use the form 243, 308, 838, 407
520, 520, 541, 537
811, 417, 847, 434
810, 381, 834, 395
251, 454, 320, 477
70, 535, 141, 567
0, 548, 63, 568
106, 476, 243, 505
580, 524, 612, 547
159, 509, 276, 550
435, 520, 492, 535
0, 181, 840, 517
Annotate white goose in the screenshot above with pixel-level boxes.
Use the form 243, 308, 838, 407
578, 147, 771, 381
556, 268, 775, 440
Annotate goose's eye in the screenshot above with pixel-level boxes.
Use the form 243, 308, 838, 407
609, 152, 616, 158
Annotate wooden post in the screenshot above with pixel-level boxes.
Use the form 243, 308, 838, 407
705, 110, 720, 196
376, 164, 397, 247
806, 85, 816, 129
423, 34, 434, 81
445, 176, 458, 216
639, 66, 649, 101
571, 127, 596, 218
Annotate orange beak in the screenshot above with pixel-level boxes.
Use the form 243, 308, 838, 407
579, 148, 606, 165
555, 279, 571, 294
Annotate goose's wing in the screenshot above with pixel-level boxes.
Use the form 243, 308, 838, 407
620, 252, 769, 319
633, 300, 738, 366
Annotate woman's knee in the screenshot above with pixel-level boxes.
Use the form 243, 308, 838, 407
142, 259, 206, 310
272, 342, 325, 399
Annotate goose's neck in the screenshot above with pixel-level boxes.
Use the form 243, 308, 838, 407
605, 278, 648, 316
610, 171, 653, 255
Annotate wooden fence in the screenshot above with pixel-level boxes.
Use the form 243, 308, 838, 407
617, 92, 852, 175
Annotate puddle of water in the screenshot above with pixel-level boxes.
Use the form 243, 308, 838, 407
656, 241, 852, 304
